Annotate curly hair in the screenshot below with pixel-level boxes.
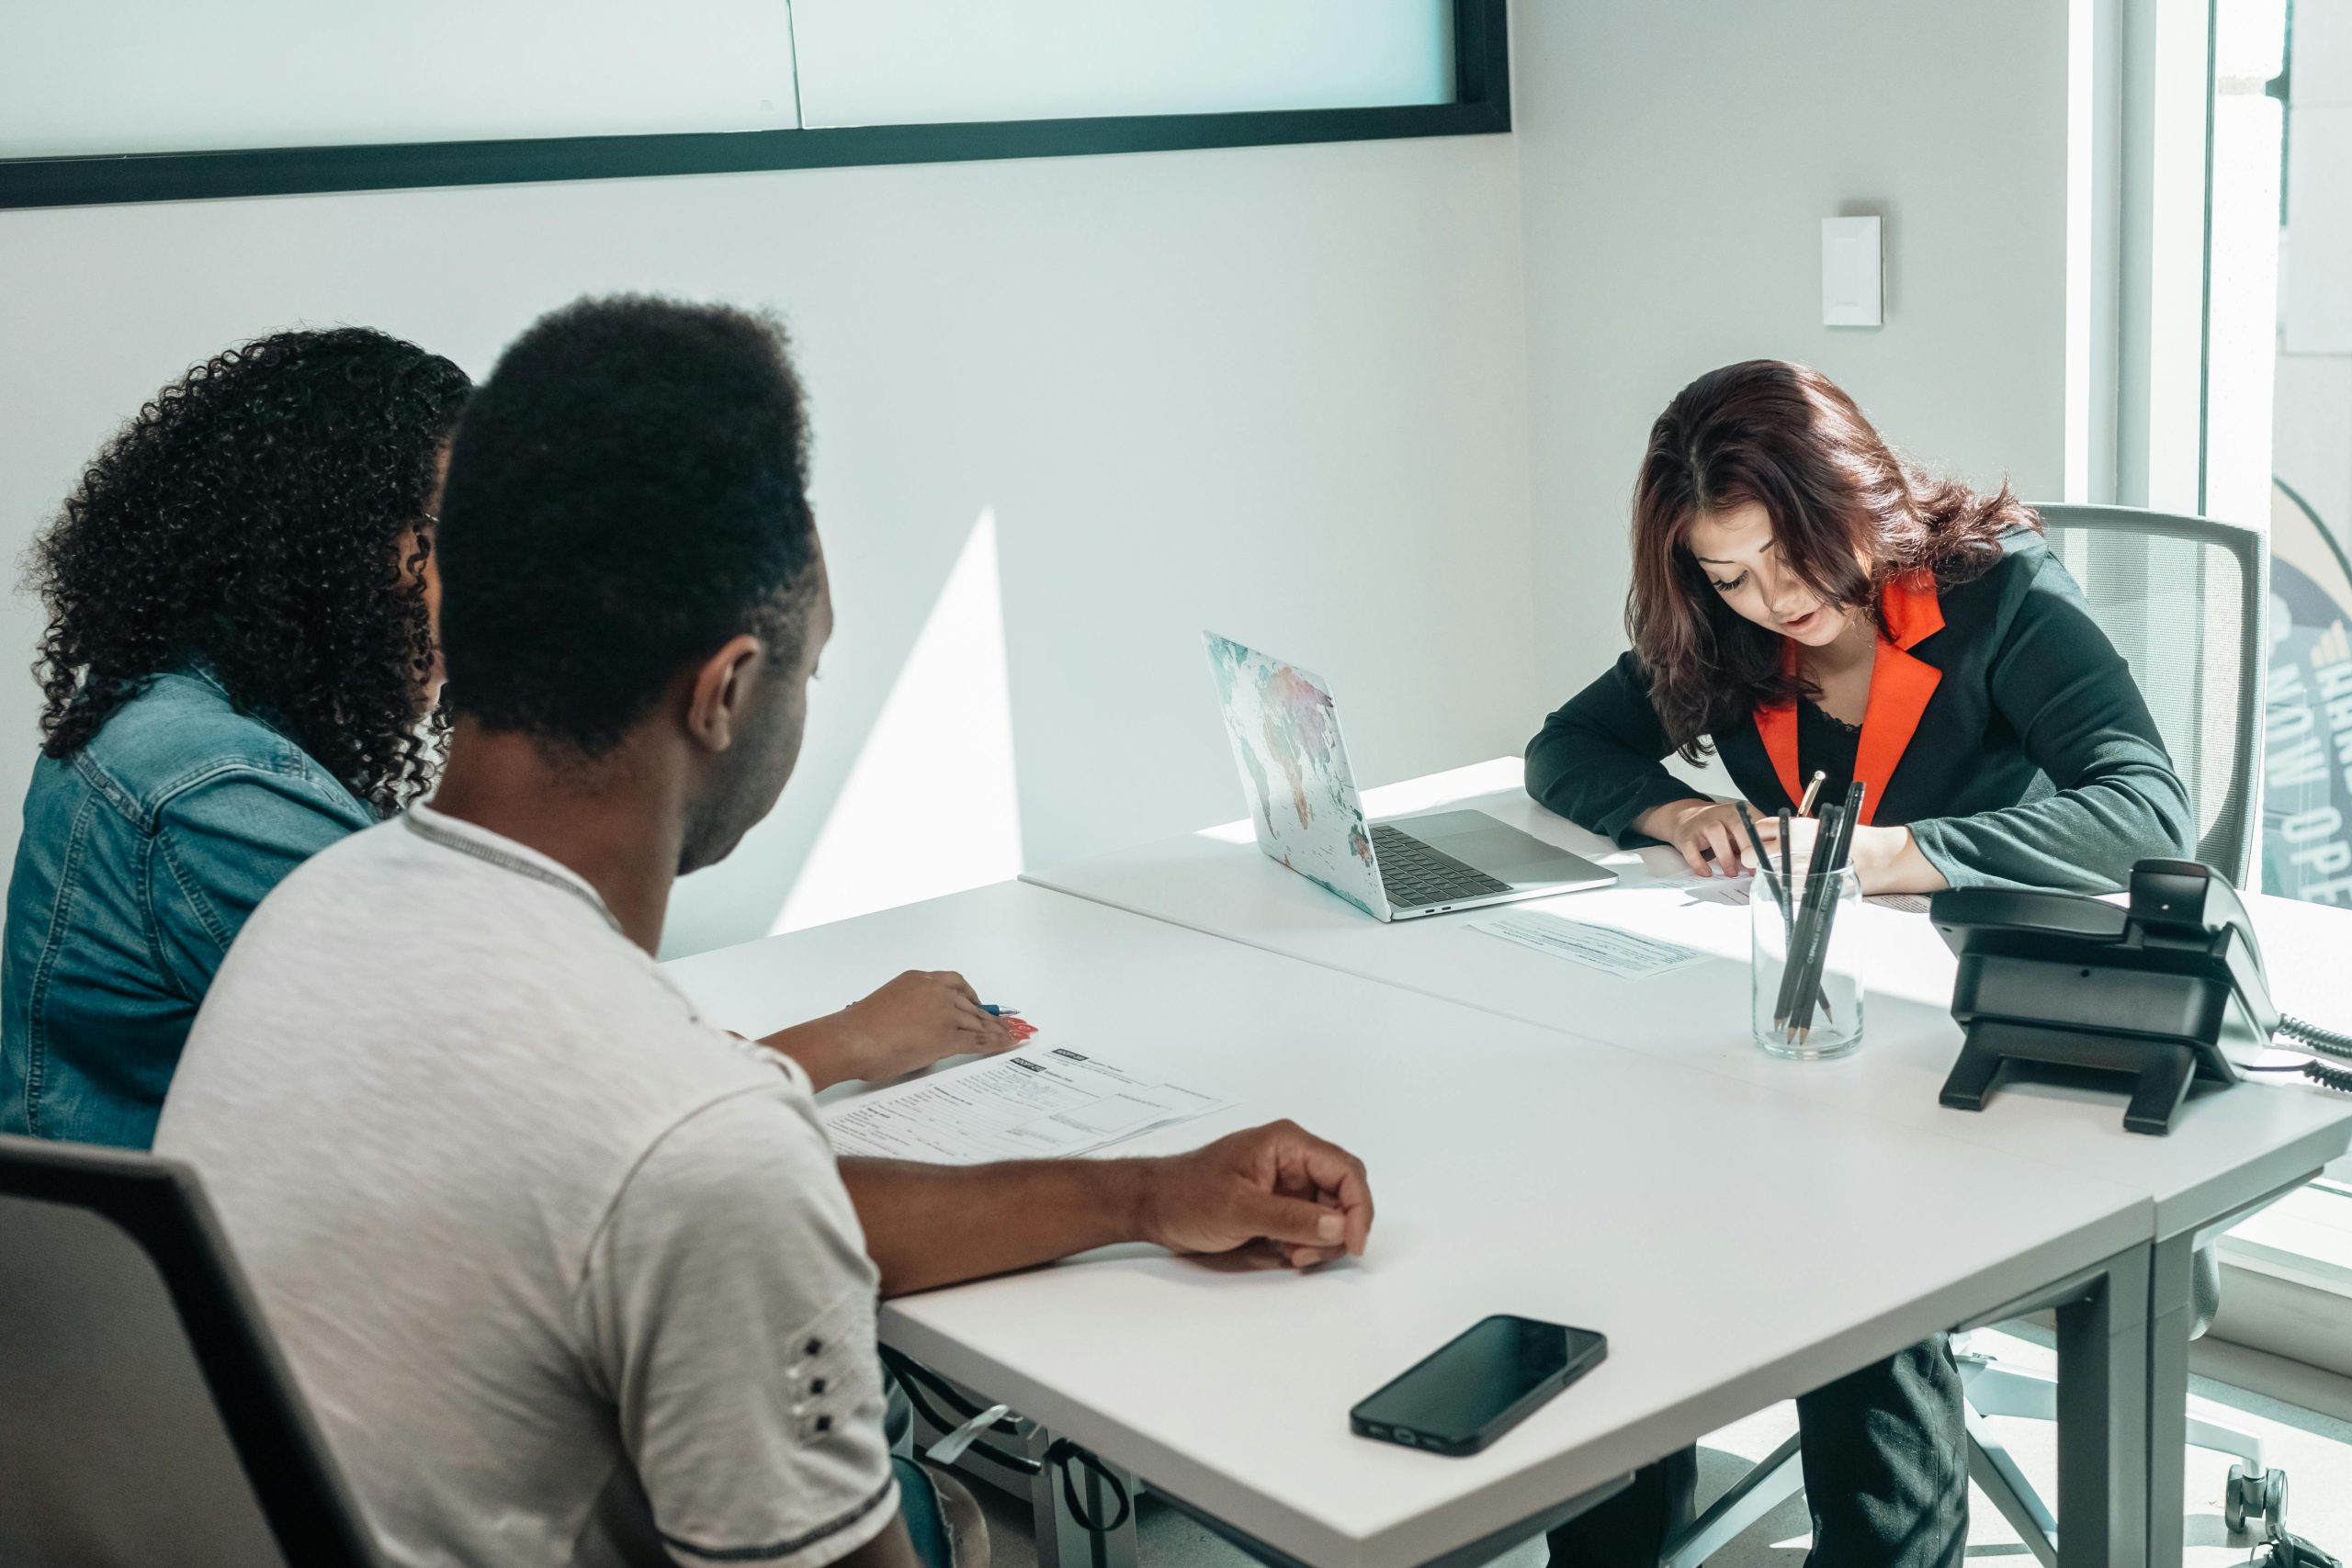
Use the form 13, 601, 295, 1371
28, 328, 471, 812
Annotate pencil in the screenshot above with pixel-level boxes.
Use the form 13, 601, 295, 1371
1790, 782, 1867, 1039
1778, 807, 1792, 903
1771, 801, 1841, 1029
1736, 802, 1786, 916
1743, 799, 1838, 1020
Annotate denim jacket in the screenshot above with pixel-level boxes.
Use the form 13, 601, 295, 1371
1, 671, 377, 1148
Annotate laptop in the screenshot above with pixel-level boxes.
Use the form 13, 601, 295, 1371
1204, 633, 1615, 921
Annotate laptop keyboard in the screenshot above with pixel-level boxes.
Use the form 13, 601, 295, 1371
1372, 824, 1512, 908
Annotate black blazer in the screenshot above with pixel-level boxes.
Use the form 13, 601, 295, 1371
1525, 530, 2194, 891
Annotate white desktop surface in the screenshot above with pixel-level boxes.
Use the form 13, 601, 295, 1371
664, 880, 2146, 1568
1023, 760, 2352, 1243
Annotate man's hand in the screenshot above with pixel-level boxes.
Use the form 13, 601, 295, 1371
840, 1121, 1374, 1294
1139, 1121, 1374, 1269
765, 971, 1013, 1089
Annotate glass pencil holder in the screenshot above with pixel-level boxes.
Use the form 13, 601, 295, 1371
1750, 863, 1864, 1060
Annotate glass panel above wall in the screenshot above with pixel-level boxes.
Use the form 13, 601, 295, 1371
0, 0, 802, 158
0, 0, 1497, 209
788, 0, 1454, 128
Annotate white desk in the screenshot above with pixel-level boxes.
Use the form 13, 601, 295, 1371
1022, 759, 2352, 1564
667, 881, 2154, 1568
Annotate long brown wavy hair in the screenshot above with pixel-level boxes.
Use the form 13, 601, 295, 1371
1629, 360, 2039, 761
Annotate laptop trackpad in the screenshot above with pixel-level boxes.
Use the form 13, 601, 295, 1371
1396, 811, 1607, 886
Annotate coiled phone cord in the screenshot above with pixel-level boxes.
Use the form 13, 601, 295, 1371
2244, 1014, 2352, 1094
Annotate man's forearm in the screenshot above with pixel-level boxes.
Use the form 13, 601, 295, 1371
840, 1156, 1153, 1296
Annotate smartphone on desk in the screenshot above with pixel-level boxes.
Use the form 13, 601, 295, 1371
1351, 1315, 1607, 1456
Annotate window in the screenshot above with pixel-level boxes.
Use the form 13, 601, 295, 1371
2194, 0, 2352, 1320
0, 0, 1503, 209
789, 1, 1454, 128
2221, 0, 2352, 917
0, 1, 807, 156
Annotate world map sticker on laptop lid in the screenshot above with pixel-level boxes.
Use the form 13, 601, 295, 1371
1203, 633, 1385, 919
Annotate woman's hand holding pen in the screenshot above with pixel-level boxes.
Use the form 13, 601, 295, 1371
1636, 797, 1781, 877
762, 970, 1019, 1089
1638, 796, 1943, 895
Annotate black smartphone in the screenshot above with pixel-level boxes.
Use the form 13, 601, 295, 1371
1351, 1315, 1607, 1457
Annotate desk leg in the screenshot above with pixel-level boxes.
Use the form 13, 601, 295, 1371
2052, 1243, 2152, 1568
1029, 1427, 1139, 1568
2143, 1235, 2196, 1568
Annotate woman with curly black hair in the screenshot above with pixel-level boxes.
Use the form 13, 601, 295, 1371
2, 327, 469, 1149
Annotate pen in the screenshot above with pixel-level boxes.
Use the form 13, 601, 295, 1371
1796, 771, 1827, 818
982, 1005, 1020, 1017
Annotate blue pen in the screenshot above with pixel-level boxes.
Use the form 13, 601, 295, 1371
982, 1004, 1021, 1017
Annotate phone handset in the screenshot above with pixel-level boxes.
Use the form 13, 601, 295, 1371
2121, 860, 2352, 1093
2129, 857, 2352, 1093
2128, 860, 2352, 1094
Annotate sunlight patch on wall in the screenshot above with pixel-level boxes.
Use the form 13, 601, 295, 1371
772, 507, 1023, 934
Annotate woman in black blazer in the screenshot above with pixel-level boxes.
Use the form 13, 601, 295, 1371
1532, 361, 2192, 1568
1529, 362, 2190, 897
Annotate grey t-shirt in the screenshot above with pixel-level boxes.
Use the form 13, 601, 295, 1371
154, 805, 897, 1568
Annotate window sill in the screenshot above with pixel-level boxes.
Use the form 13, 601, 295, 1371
2211, 1179, 2352, 1379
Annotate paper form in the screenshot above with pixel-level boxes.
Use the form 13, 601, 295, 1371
1661, 875, 1928, 914
1469, 909, 1713, 977
824, 1047, 1231, 1165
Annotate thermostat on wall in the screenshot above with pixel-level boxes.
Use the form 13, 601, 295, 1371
1822, 216, 1883, 328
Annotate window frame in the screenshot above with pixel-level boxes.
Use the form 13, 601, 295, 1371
0, 0, 1507, 210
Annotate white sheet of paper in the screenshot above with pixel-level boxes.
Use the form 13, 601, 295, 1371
1647, 870, 1753, 904
823, 1047, 1231, 1165
1469, 909, 1713, 976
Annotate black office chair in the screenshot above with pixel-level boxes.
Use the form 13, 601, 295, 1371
0, 1133, 383, 1567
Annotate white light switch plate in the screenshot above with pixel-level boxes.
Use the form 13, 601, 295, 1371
1822, 216, 1883, 327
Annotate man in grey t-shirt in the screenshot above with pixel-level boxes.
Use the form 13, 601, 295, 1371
157, 297, 1374, 1568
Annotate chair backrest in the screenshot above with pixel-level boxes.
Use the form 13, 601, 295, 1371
2032, 503, 2267, 884
0, 1134, 381, 1568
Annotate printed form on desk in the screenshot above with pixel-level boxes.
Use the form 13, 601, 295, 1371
825, 1047, 1232, 1165
1470, 909, 1711, 977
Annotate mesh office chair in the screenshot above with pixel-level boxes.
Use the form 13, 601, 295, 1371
1662, 504, 2281, 1568
0, 1134, 384, 1568
2039, 503, 2266, 881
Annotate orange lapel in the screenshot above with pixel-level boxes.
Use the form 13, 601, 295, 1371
1849, 573, 1945, 825
1757, 641, 1803, 807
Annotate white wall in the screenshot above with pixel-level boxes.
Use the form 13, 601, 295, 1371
0, 134, 1538, 960
1512, 0, 2075, 709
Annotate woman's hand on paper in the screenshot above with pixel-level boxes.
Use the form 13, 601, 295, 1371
1636, 797, 1779, 878
764, 970, 1016, 1089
